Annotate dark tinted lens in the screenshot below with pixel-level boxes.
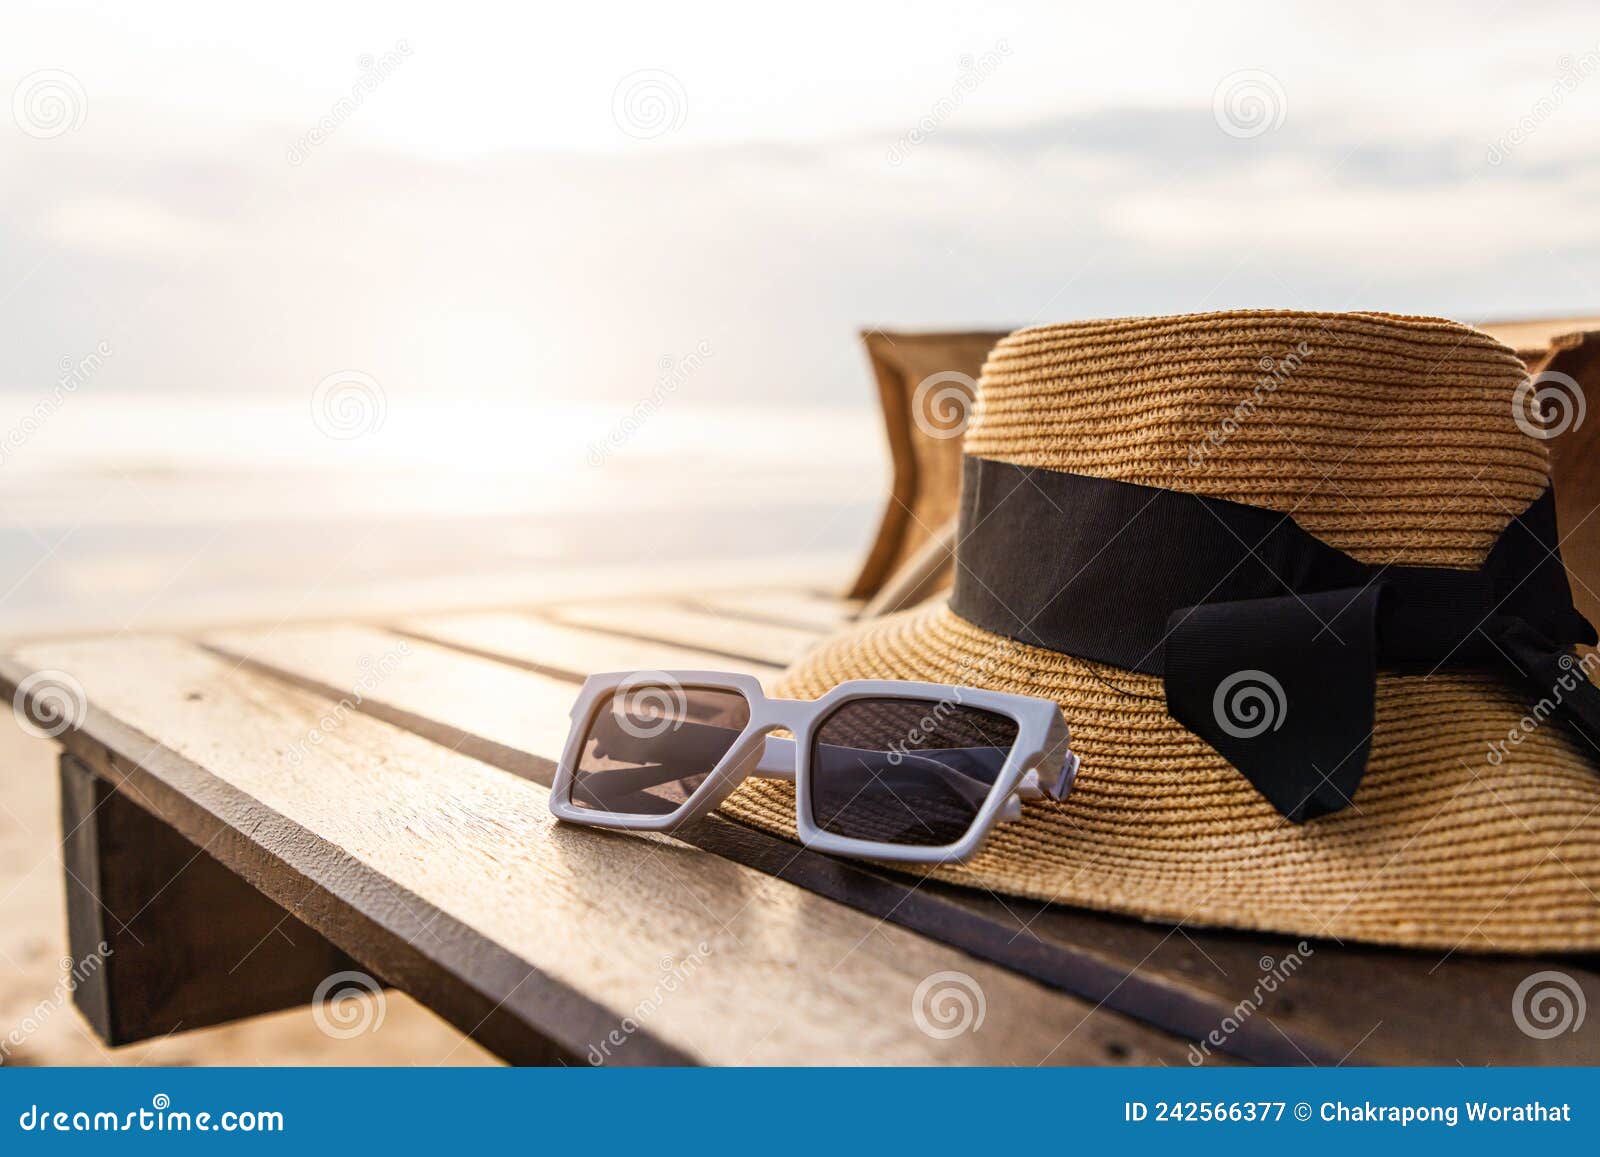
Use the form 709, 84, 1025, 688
808, 697, 1019, 847
571, 684, 751, 816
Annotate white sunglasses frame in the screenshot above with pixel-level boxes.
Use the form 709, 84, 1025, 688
550, 670, 1078, 865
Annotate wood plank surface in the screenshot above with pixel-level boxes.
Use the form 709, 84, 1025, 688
689, 590, 858, 633
549, 600, 817, 667
391, 611, 781, 686
14, 585, 1598, 1066
207, 624, 578, 782
3, 636, 1195, 1067
200, 617, 1600, 1066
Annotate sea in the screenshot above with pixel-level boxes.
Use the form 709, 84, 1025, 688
0, 395, 885, 637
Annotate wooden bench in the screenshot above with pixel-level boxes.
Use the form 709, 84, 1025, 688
5, 582, 1598, 1065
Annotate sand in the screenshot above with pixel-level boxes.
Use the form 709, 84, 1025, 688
0, 724, 494, 1067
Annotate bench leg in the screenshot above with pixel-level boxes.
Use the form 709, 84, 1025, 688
59, 752, 365, 1046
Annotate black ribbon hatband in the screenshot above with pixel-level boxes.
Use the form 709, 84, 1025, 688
950, 456, 1600, 821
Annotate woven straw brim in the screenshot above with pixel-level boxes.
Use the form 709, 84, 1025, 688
719, 602, 1600, 952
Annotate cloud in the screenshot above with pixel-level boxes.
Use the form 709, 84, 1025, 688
0, 98, 1596, 405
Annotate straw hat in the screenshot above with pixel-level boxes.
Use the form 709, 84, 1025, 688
722, 310, 1600, 952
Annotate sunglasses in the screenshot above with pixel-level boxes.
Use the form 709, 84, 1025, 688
550, 671, 1079, 864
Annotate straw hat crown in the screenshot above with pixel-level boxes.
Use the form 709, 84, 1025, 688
967, 311, 1545, 567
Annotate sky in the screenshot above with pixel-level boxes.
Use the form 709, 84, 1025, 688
1, 0, 1598, 416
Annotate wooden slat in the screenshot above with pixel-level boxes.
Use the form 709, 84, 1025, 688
549, 600, 818, 667
197, 619, 1600, 1066
203, 626, 1280, 1065
4, 636, 1197, 1066
204, 625, 584, 781
690, 590, 858, 633
24, 590, 1598, 1066
206, 624, 1285, 1062
391, 611, 780, 686
347, 607, 1600, 1066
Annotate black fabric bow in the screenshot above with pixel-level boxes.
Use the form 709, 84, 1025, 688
950, 456, 1600, 821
